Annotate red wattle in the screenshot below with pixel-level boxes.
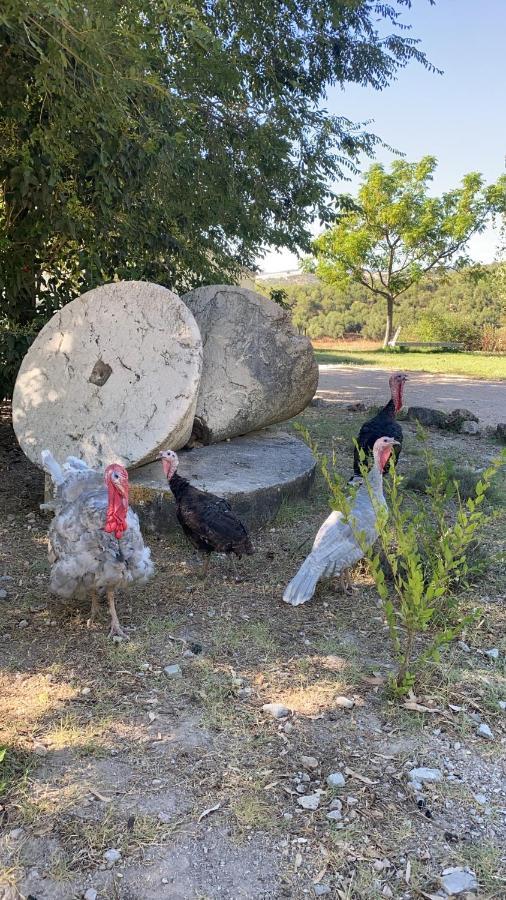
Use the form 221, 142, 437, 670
104, 484, 128, 539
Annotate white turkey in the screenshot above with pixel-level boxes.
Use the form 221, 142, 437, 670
283, 436, 398, 606
41, 451, 153, 638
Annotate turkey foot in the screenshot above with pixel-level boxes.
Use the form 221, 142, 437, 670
107, 589, 129, 640
337, 570, 355, 594
87, 589, 100, 628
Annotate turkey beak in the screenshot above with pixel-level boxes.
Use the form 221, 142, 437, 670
391, 439, 400, 445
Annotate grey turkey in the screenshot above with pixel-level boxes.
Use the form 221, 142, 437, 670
41, 451, 153, 638
159, 449, 254, 577
283, 436, 398, 606
353, 372, 407, 476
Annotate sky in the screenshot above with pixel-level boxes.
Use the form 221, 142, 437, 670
259, 0, 506, 274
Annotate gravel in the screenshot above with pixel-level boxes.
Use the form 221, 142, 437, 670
326, 772, 346, 788
476, 723, 494, 740
104, 848, 122, 865
262, 703, 291, 719
408, 767, 442, 783
164, 664, 182, 678
440, 866, 478, 895
297, 793, 320, 810
83, 890, 98, 900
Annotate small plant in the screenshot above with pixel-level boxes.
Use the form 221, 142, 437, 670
297, 423, 506, 695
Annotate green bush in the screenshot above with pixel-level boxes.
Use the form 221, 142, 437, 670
413, 311, 481, 349
0, 325, 39, 400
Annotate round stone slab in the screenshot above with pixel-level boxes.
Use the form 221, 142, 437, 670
183, 285, 319, 443
13, 281, 202, 469
129, 430, 316, 532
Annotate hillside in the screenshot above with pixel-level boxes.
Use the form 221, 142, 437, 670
255, 264, 505, 344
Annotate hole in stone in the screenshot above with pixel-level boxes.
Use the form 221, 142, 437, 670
89, 359, 112, 386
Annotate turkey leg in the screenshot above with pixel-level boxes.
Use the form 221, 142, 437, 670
87, 589, 100, 628
107, 589, 129, 640
199, 555, 211, 580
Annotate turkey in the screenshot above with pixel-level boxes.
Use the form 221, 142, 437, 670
353, 372, 407, 476
283, 436, 398, 606
41, 451, 153, 638
159, 450, 254, 577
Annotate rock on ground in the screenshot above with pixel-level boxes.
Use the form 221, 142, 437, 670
183, 285, 318, 443
13, 281, 202, 469
440, 866, 478, 895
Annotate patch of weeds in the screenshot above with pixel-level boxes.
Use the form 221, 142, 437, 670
231, 789, 278, 829
193, 662, 253, 732
57, 809, 166, 871
0, 746, 32, 802
212, 620, 278, 659
45, 713, 112, 754
143, 614, 184, 637
459, 842, 506, 898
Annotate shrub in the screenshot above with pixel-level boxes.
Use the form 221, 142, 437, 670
413, 311, 481, 349
481, 324, 506, 352
0, 325, 39, 401
302, 424, 506, 696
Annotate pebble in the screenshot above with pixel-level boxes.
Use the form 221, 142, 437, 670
297, 793, 320, 810
408, 767, 442, 783
81, 687, 91, 695
84, 890, 98, 900
9, 828, 24, 839
440, 866, 478, 895
474, 793, 487, 805
484, 648, 499, 660
329, 799, 342, 812
382, 886, 393, 898
499, 701, 506, 712
326, 809, 342, 821
103, 848, 121, 865
262, 703, 291, 719
0, 589, 7, 600
314, 885, 331, 897
326, 772, 346, 788
164, 664, 182, 678
17, 620, 29, 629
334, 696, 354, 709
161, 877, 169, 884
301, 756, 319, 770
476, 723, 494, 740
457, 641, 471, 653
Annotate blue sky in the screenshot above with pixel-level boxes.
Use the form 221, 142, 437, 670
259, 0, 506, 273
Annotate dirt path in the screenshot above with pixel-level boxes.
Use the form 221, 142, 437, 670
318, 365, 506, 426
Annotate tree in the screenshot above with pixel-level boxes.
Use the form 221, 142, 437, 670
310, 157, 506, 345
1, 0, 436, 331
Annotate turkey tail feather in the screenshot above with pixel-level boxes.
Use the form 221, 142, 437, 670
283, 556, 321, 607
41, 450, 64, 486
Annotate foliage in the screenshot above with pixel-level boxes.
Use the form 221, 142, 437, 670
0, 0, 436, 334
413, 311, 481, 349
308, 157, 506, 345
0, 323, 39, 400
303, 426, 506, 695
269, 288, 290, 311
257, 262, 505, 342
481, 324, 506, 352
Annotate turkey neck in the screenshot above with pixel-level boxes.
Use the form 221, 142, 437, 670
168, 472, 190, 501
361, 460, 384, 500
379, 398, 396, 419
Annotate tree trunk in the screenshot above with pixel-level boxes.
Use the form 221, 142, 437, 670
382, 296, 394, 348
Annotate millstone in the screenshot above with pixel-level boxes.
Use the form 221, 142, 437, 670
129, 430, 316, 532
183, 285, 318, 444
13, 281, 202, 469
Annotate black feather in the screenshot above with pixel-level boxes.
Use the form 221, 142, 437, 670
353, 398, 403, 475
168, 473, 254, 558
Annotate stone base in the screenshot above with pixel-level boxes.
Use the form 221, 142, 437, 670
129, 430, 316, 533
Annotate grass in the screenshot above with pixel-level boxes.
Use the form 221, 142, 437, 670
315, 347, 506, 380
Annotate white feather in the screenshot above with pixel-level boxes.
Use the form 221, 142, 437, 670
283, 465, 386, 607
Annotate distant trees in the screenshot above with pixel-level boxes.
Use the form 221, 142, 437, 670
309, 157, 506, 345
257, 263, 505, 343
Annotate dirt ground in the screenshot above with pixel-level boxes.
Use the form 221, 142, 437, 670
317, 368, 506, 427
0, 401, 505, 900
